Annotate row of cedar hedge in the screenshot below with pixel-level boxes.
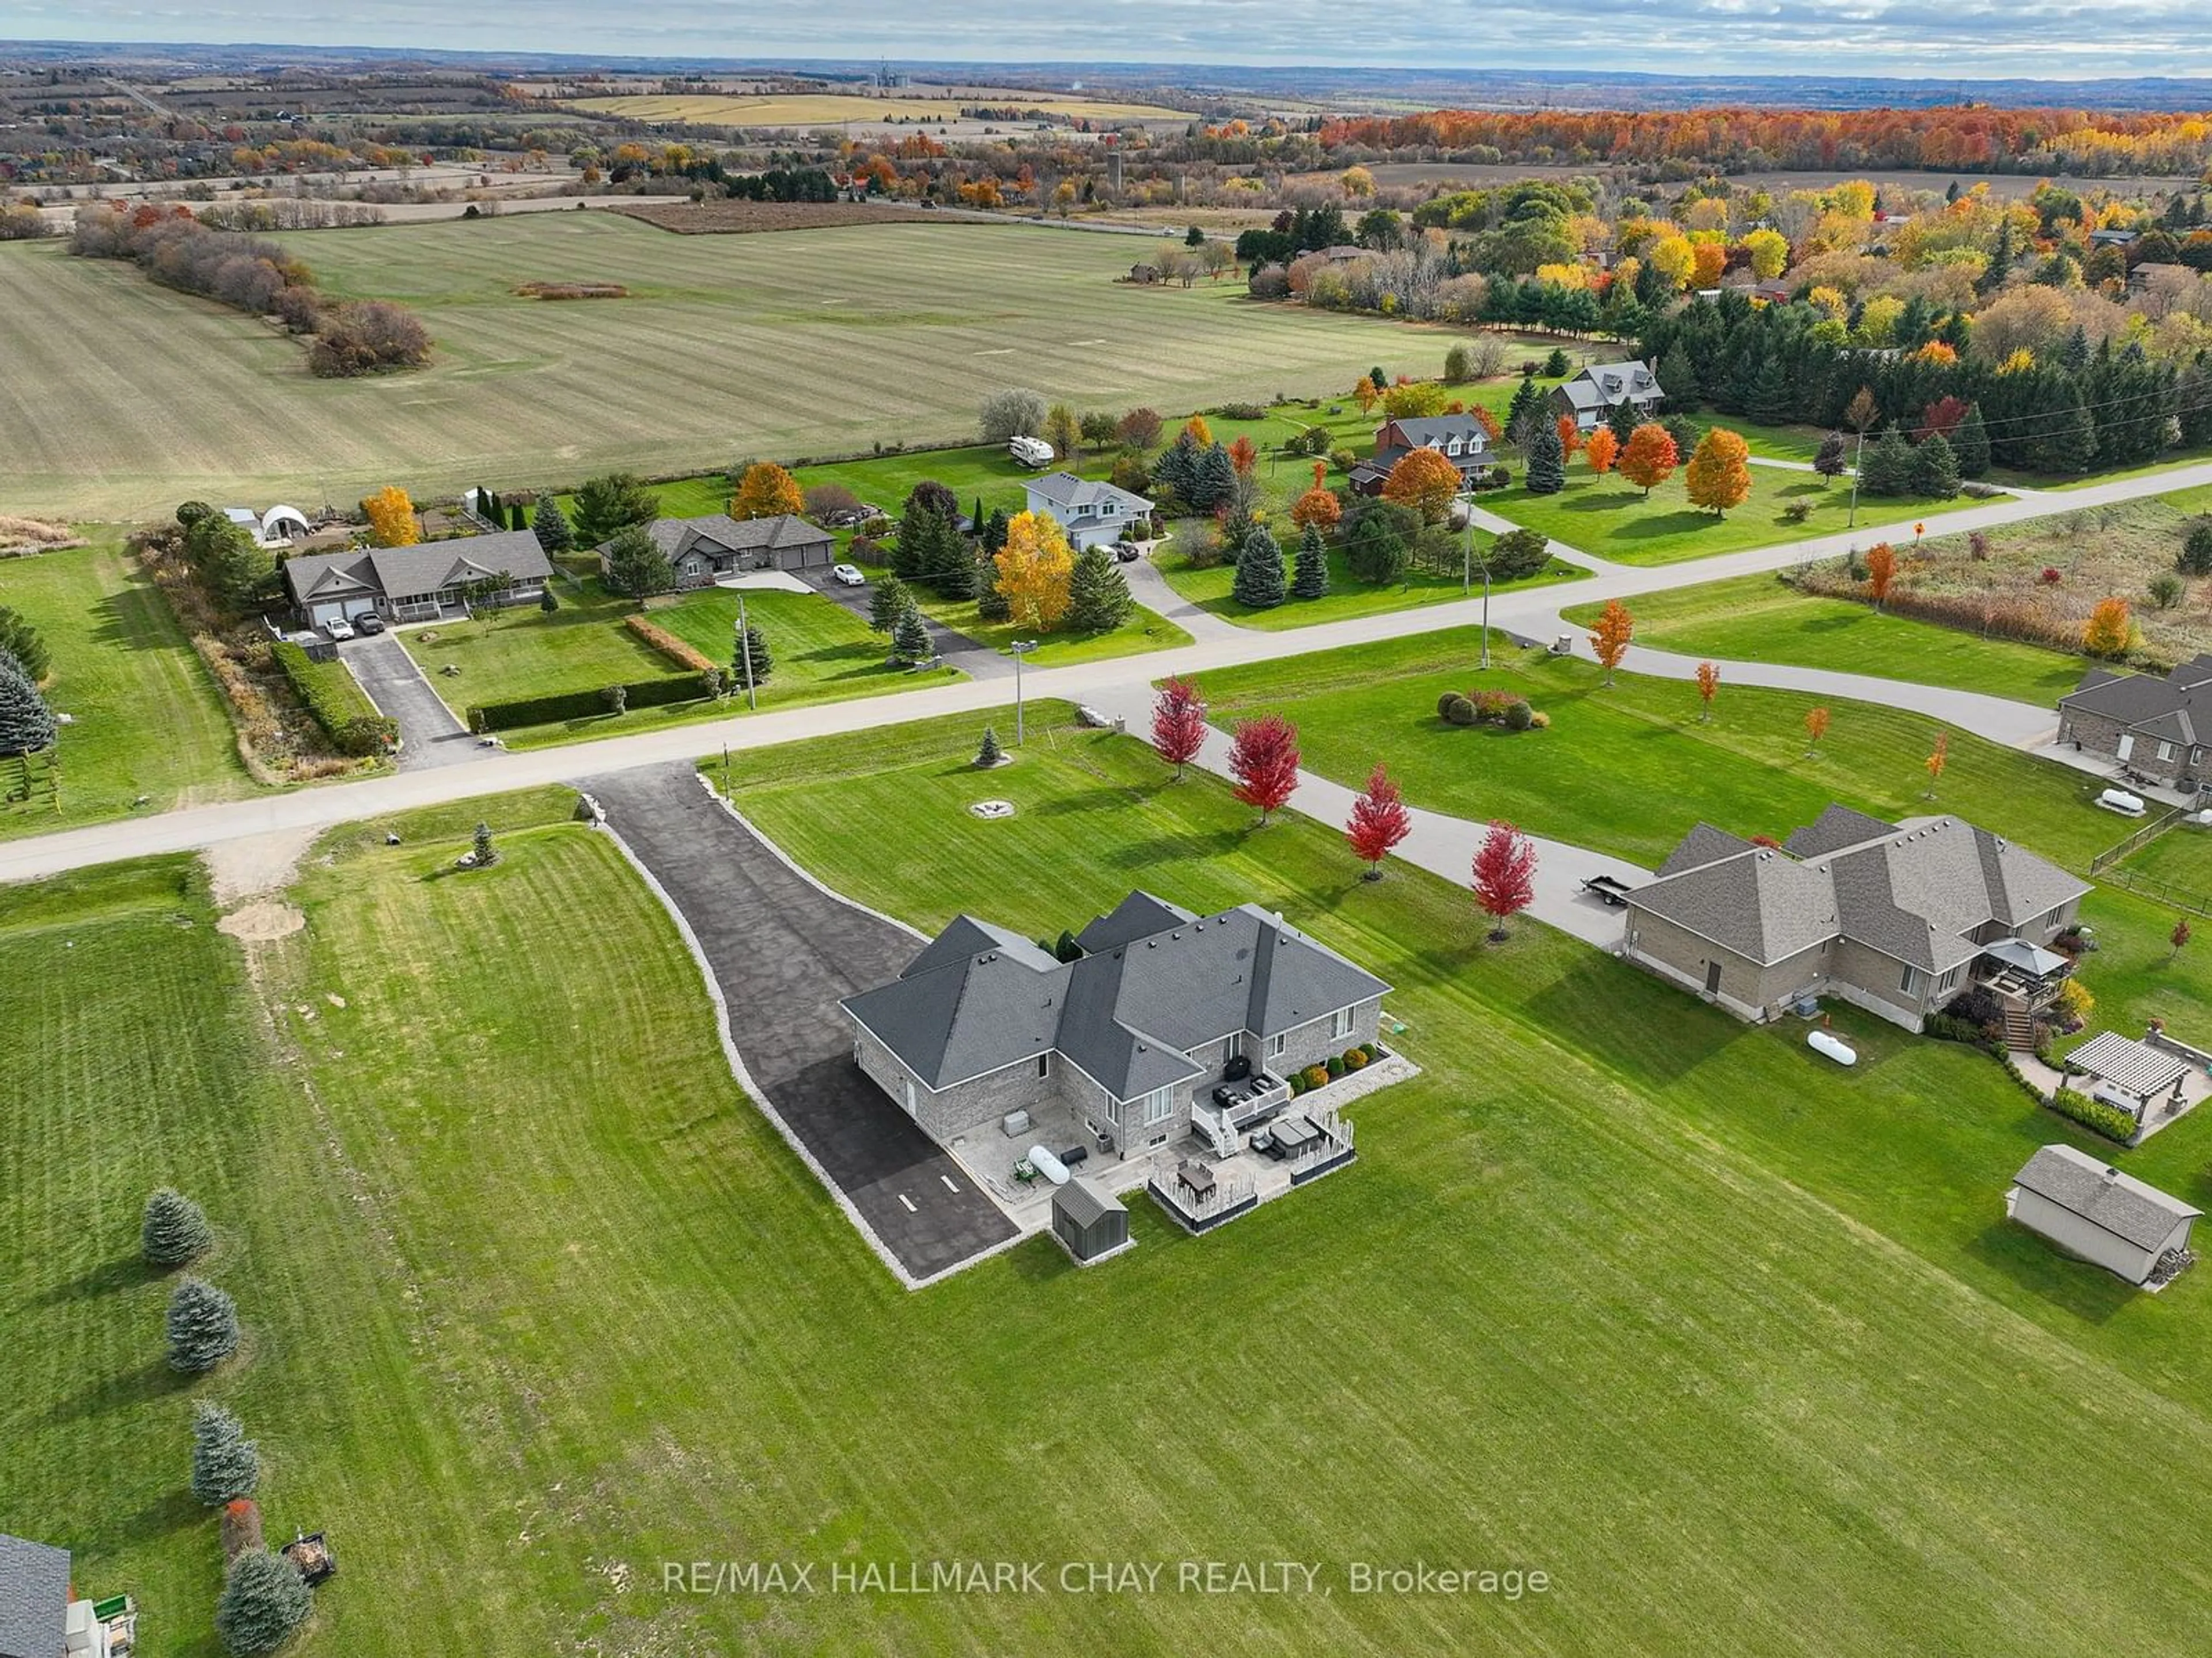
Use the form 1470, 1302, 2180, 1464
2048, 1085, 2139, 1144
270, 641, 398, 757
467, 672, 711, 733
623, 614, 718, 674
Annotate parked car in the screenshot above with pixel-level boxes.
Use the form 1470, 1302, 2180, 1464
325, 618, 355, 641
831, 563, 866, 588
352, 612, 386, 635
1114, 544, 1141, 563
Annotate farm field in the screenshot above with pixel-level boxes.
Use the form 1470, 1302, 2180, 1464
15, 728, 2212, 1656
0, 536, 252, 839
1560, 570, 2086, 705
1483, 463, 1966, 565
396, 579, 960, 747
1201, 635, 2120, 871
570, 91, 1195, 123
0, 217, 1499, 521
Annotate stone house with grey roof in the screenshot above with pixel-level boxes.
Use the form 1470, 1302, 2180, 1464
2008, 1144, 2200, 1285
281, 529, 552, 629
1620, 805, 2088, 1029
2055, 653, 2212, 794
1550, 361, 1662, 431
596, 514, 835, 588
839, 891, 1388, 1156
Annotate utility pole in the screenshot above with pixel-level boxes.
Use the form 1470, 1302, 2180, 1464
1465, 510, 1493, 671
734, 593, 756, 712
1847, 426, 1867, 529
1012, 639, 1037, 743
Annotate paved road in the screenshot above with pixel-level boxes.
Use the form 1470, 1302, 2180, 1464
588, 764, 1017, 1284
340, 634, 482, 769
9, 454, 2211, 885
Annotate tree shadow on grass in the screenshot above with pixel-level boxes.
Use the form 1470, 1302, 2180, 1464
1607, 510, 1727, 543
35, 1252, 156, 1306
45, 1353, 194, 1427
92, 573, 181, 654
123, 1485, 206, 1538
1096, 827, 1248, 872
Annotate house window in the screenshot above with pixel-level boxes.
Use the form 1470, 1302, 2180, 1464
1037, 1054, 1052, 1080
1103, 1096, 1120, 1126
1268, 1033, 1287, 1060
1900, 964, 1922, 996
1330, 1007, 1354, 1041
1223, 1032, 1243, 1062
1937, 964, 1960, 994
1141, 1086, 1174, 1125
903, 1077, 916, 1116
2160, 741, 2176, 762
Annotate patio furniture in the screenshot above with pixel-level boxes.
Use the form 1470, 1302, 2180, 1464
1178, 1159, 1215, 1197
1060, 1144, 1088, 1168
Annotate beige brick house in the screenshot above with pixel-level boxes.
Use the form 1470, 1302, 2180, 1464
840, 892, 1387, 1159
2055, 654, 2212, 794
1620, 806, 2087, 1029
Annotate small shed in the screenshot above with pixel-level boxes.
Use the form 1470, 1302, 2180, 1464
2008, 1144, 2202, 1285
1051, 1178, 1131, 1265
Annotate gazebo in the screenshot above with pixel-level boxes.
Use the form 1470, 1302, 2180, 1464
2065, 1031, 2190, 1128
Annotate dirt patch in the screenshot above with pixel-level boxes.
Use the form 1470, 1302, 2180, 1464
204, 826, 321, 906
0, 516, 82, 553
514, 281, 630, 300
609, 200, 949, 236
217, 900, 306, 942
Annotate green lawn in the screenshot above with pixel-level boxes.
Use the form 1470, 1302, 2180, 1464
1485, 465, 1965, 566
397, 577, 959, 747
13, 727, 2212, 1654
0, 536, 252, 839
1154, 534, 1584, 630
1560, 571, 2086, 706
1725, 418, 1831, 464
909, 589, 1194, 667
1202, 635, 2118, 872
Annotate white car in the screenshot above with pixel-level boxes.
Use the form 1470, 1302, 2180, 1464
325, 618, 355, 641
831, 563, 866, 588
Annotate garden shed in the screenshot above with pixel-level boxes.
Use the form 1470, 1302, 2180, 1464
1051, 1178, 1131, 1265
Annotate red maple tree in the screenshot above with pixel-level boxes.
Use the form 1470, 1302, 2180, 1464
1228, 714, 1301, 824
1228, 434, 1259, 477
1346, 763, 1412, 879
1471, 819, 1539, 940
1150, 677, 1208, 780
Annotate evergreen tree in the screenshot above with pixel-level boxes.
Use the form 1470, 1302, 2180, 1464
1859, 427, 1916, 496
1911, 431, 1961, 498
601, 525, 674, 598
1660, 414, 1702, 466
166, 1278, 240, 1373
981, 508, 1011, 555
868, 574, 912, 634
531, 494, 573, 554
1291, 523, 1331, 599
1066, 545, 1134, 631
1657, 339, 1701, 410
1342, 500, 1414, 586
1812, 430, 1849, 480
1192, 443, 1238, 512
1605, 399, 1641, 447
0, 605, 51, 682
1503, 375, 1544, 446
2031, 389, 2099, 475
191, 1400, 261, 1506
571, 471, 657, 547
472, 822, 498, 866
143, 1188, 214, 1269
1950, 404, 1992, 478
891, 607, 933, 664
975, 726, 1003, 767
0, 657, 56, 758
2058, 325, 2091, 374
732, 624, 772, 687
1542, 346, 1571, 377
1524, 419, 1566, 495
1749, 356, 1795, 426
1230, 526, 1287, 609
1151, 430, 1202, 499
974, 550, 1012, 621
214, 1550, 313, 1656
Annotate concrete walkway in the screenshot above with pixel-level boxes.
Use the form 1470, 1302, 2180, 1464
339, 634, 483, 770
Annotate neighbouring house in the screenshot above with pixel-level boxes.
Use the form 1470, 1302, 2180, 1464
2006, 1144, 2200, 1285
1023, 472, 1152, 551
223, 504, 313, 547
0, 1532, 132, 1658
2128, 260, 2192, 296
1550, 361, 1664, 431
1128, 262, 1160, 284
1740, 278, 1796, 305
2055, 654, 2212, 794
2089, 226, 2139, 248
597, 514, 835, 588
281, 529, 552, 629
1620, 805, 2089, 1029
1347, 414, 1495, 496
840, 891, 1389, 1160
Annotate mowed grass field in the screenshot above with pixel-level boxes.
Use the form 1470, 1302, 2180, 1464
0, 537, 251, 838
0, 215, 1461, 520
571, 92, 1194, 123
12, 732, 2212, 1655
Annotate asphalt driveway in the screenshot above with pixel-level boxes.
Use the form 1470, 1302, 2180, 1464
802, 569, 1016, 680
340, 634, 481, 769
585, 762, 1017, 1284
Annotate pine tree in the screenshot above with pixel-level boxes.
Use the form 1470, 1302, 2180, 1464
1749, 356, 1794, 426
1605, 398, 1641, 448
1192, 443, 1238, 513
143, 1188, 214, 1269
191, 1400, 261, 1506
1503, 375, 1543, 446
1066, 545, 1134, 631
868, 574, 912, 634
732, 624, 772, 686
215, 1550, 313, 1656
472, 822, 498, 866
1524, 420, 1566, 495
1859, 427, 1916, 496
974, 549, 1012, 621
1812, 430, 1849, 480
1911, 431, 1961, 498
2032, 390, 2098, 475
0, 657, 56, 758
1657, 338, 1701, 409
166, 1278, 240, 1373
891, 607, 932, 664
531, 495, 573, 554
1230, 526, 1287, 608
1291, 523, 1331, 599
975, 726, 1003, 768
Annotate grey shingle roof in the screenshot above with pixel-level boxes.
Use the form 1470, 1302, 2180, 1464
283, 531, 551, 607
1658, 822, 1755, 877
842, 892, 1389, 1101
2058, 653, 2212, 746
1626, 847, 1837, 964
1076, 892, 1196, 953
2013, 1144, 2201, 1250
0, 1533, 70, 1658
1054, 1176, 1124, 1227
1783, 804, 1896, 860
605, 514, 831, 561
1384, 415, 1493, 452
1024, 472, 1151, 517
281, 548, 380, 605
1560, 362, 1659, 411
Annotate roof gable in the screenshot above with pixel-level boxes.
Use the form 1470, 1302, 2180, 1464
2014, 1144, 2201, 1249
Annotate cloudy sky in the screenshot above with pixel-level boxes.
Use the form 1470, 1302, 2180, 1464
6, 0, 2212, 79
